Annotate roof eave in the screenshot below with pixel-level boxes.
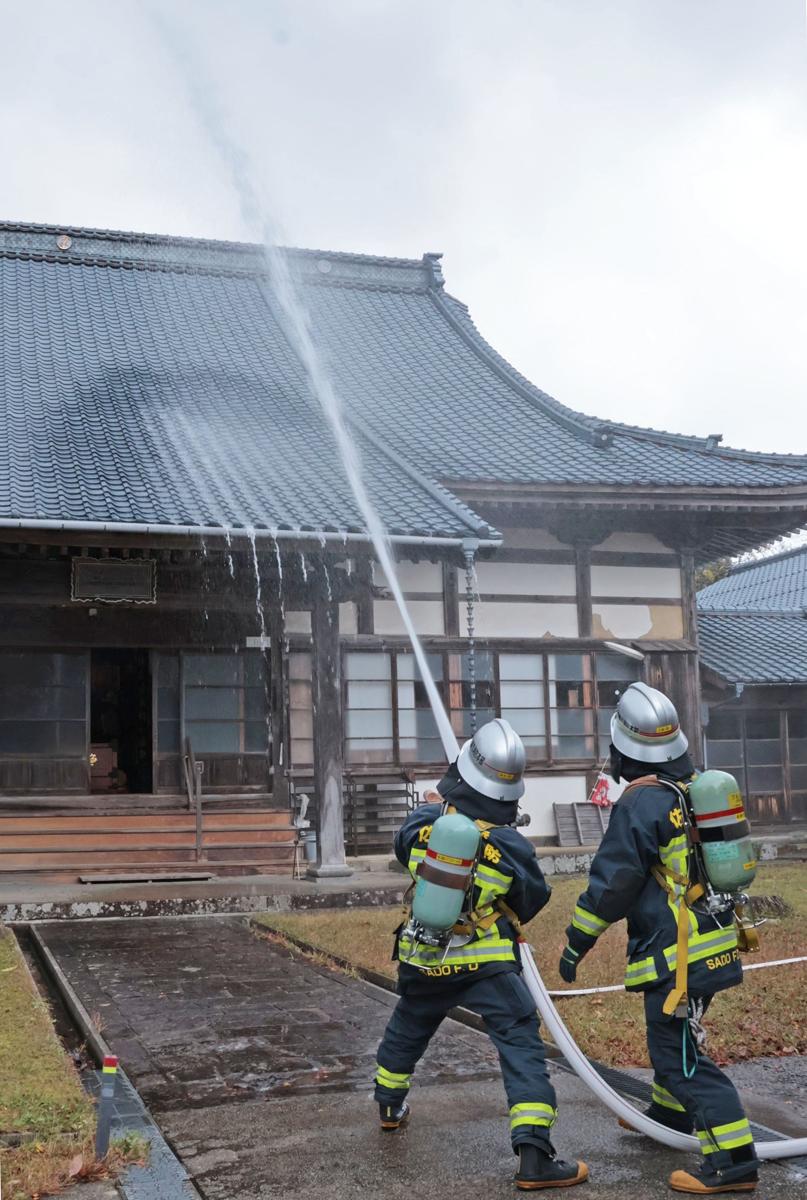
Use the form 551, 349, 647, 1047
0, 516, 502, 552
449, 481, 807, 509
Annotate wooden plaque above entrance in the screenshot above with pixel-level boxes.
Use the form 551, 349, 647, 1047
71, 558, 156, 604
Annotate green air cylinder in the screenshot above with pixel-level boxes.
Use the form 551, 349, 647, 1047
688, 770, 757, 893
412, 812, 481, 933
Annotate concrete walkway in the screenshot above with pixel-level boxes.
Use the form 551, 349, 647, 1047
0, 871, 407, 923
35, 916, 805, 1199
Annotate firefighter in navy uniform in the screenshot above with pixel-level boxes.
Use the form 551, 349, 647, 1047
374, 718, 588, 1191
559, 684, 758, 1196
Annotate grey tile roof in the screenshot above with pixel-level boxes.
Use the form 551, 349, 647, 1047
0, 229, 490, 541
698, 547, 807, 613
3, 220, 807, 542
698, 611, 807, 684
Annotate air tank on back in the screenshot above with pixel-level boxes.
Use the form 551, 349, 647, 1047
412, 811, 481, 937
688, 770, 757, 893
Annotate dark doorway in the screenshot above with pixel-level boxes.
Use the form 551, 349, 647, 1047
90, 650, 153, 793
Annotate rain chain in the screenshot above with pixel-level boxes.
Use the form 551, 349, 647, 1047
463, 542, 478, 734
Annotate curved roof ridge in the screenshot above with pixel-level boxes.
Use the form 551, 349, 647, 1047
432, 290, 612, 448
433, 280, 807, 466
0, 218, 426, 270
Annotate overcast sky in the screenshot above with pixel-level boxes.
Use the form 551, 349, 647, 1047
2, 1, 806, 455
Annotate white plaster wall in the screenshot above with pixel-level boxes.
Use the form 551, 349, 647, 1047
592, 603, 684, 639
339, 602, 358, 635
593, 532, 673, 553
474, 561, 576, 596
520, 774, 589, 838
591, 564, 682, 599
373, 560, 443, 592
284, 611, 312, 634
461, 602, 579, 639
374, 599, 445, 636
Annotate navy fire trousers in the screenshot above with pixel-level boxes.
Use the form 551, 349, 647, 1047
644, 991, 757, 1169
374, 970, 557, 1151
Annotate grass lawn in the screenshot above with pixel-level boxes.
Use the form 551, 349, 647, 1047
256, 863, 806, 1068
0, 926, 145, 1200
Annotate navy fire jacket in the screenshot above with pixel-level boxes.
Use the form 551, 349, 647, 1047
566, 779, 742, 996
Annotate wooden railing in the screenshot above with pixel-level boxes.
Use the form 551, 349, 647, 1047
183, 738, 206, 861
344, 770, 416, 856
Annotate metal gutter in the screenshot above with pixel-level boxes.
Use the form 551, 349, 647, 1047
0, 516, 502, 549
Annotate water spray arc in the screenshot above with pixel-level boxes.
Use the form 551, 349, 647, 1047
152, 14, 807, 1161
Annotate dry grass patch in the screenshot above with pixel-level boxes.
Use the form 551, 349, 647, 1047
0, 927, 146, 1198
256, 863, 806, 1067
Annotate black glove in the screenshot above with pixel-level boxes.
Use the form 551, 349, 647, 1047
558, 945, 580, 984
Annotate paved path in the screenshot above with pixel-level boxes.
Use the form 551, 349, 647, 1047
38, 917, 805, 1200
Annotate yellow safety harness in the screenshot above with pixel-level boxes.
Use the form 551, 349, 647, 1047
651, 860, 705, 1016
623, 776, 758, 1017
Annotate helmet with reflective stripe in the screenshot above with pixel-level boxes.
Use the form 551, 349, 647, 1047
456, 717, 526, 802
611, 682, 688, 764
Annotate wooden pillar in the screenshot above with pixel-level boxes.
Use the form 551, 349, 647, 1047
443, 561, 460, 637
270, 632, 290, 809
680, 548, 704, 768
355, 556, 375, 636
574, 543, 593, 638
307, 592, 352, 878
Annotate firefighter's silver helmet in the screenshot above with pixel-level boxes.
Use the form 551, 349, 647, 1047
610, 682, 689, 764
456, 718, 526, 802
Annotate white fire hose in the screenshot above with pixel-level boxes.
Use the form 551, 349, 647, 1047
519, 941, 807, 1161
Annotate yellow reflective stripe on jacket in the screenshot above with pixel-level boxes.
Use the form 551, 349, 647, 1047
571, 904, 610, 938
375, 1064, 411, 1089
652, 1082, 686, 1113
474, 865, 513, 912
510, 1102, 557, 1129
664, 925, 738, 969
698, 1119, 753, 1154
398, 931, 517, 970
475, 862, 512, 891
625, 925, 738, 989
625, 955, 657, 987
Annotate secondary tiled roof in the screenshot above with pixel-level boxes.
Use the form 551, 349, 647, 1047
698, 612, 807, 684
3, 220, 807, 541
697, 547, 807, 684
698, 546, 807, 612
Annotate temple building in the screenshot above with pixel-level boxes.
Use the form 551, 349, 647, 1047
699, 547, 807, 825
1, 219, 807, 880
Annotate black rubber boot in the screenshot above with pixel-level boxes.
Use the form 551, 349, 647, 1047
618, 1105, 693, 1136
669, 1160, 758, 1194
379, 1100, 409, 1131
515, 1145, 589, 1190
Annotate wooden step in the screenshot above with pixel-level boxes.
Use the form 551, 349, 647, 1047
34, 861, 294, 883
0, 792, 279, 814
0, 844, 296, 871
0, 835, 297, 854
0, 804, 298, 881
0, 811, 293, 832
